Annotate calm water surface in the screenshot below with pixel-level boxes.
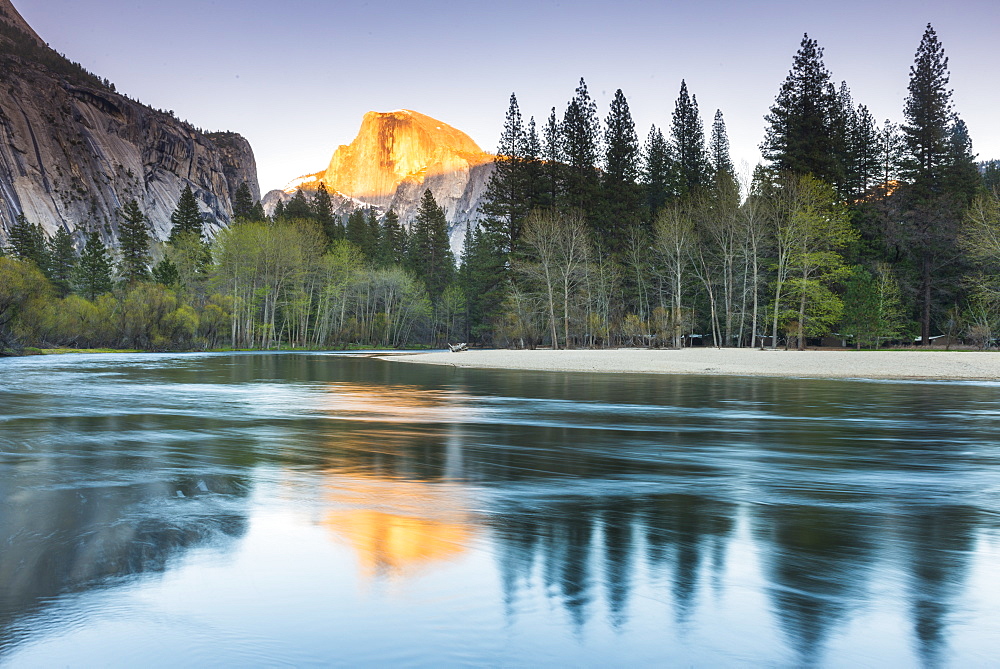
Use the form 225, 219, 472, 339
1, 352, 999, 667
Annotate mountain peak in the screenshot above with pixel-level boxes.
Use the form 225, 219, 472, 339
313, 109, 491, 204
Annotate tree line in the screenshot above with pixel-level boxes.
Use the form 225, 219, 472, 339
0, 180, 461, 353
3, 24, 1000, 354
461, 24, 997, 350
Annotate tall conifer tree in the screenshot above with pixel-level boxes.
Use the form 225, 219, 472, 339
602, 88, 642, 252
169, 185, 203, 242
560, 78, 602, 216
479, 93, 528, 256
670, 80, 710, 196
117, 199, 151, 283
407, 190, 454, 301
284, 189, 313, 220
313, 183, 338, 242
641, 125, 673, 220
541, 107, 562, 208
7, 214, 49, 271
902, 24, 953, 190
75, 231, 113, 299
709, 110, 734, 177
47, 227, 77, 296
761, 34, 839, 184
232, 182, 258, 222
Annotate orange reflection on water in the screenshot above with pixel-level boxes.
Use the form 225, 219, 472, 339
320, 473, 475, 580
318, 382, 478, 424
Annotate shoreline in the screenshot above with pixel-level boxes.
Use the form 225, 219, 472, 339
382, 348, 1000, 381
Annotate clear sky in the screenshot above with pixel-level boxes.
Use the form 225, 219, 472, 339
17, 0, 1000, 193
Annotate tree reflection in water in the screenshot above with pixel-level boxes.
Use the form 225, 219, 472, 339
2, 353, 999, 665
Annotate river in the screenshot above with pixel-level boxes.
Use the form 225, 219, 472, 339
1, 352, 998, 667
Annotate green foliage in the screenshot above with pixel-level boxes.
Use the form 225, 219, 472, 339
169, 185, 203, 241
117, 199, 151, 283
0, 257, 52, 353
75, 231, 114, 300
841, 264, 906, 347
345, 209, 373, 256
601, 88, 643, 255
313, 183, 339, 242
479, 93, 535, 257
762, 34, 841, 185
641, 125, 673, 221
671, 80, 711, 196
559, 79, 602, 217
460, 222, 507, 342
902, 24, 953, 190
232, 182, 258, 222
152, 257, 181, 287
709, 110, 734, 178
378, 209, 406, 267
7, 214, 49, 272
407, 190, 455, 302
284, 190, 313, 220
47, 227, 78, 296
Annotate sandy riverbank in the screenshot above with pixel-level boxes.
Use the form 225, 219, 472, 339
383, 347, 1000, 380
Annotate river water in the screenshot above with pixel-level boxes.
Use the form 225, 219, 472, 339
1, 352, 998, 667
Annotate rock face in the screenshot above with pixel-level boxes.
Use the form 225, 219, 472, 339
0, 0, 259, 245
266, 109, 494, 253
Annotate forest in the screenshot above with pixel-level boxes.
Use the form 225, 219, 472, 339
3, 24, 1000, 354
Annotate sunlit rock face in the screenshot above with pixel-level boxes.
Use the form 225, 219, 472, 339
266, 110, 494, 253
0, 0, 259, 244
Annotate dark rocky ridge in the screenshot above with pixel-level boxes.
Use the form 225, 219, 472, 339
0, 0, 259, 245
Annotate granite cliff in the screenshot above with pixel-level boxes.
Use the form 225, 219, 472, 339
265, 109, 493, 252
0, 0, 259, 245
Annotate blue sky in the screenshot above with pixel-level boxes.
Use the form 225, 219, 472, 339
18, 0, 1000, 192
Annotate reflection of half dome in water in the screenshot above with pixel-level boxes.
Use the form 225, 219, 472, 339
318, 383, 479, 424
320, 473, 475, 579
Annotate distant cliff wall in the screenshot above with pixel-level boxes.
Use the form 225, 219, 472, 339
0, 0, 259, 245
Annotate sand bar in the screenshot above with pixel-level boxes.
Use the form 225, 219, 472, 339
383, 348, 1000, 381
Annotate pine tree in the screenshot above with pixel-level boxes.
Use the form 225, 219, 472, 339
273, 199, 286, 221
876, 120, 904, 190
379, 208, 406, 266
460, 222, 506, 342
982, 161, 1000, 193
523, 116, 544, 211
7, 214, 49, 271
169, 185, 203, 242
641, 125, 673, 220
407, 190, 455, 301
284, 189, 313, 220
345, 209, 371, 254
479, 93, 528, 256
670, 80, 710, 196
709, 110, 734, 178
75, 231, 113, 299
602, 88, 642, 253
846, 104, 880, 198
47, 227, 77, 296
152, 257, 180, 286
560, 78, 602, 215
761, 34, 840, 184
902, 24, 953, 190
943, 118, 981, 202
232, 182, 257, 221
117, 199, 151, 283
541, 107, 562, 208
313, 183, 338, 242
366, 208, 382, 258
898, 24, 968, 345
